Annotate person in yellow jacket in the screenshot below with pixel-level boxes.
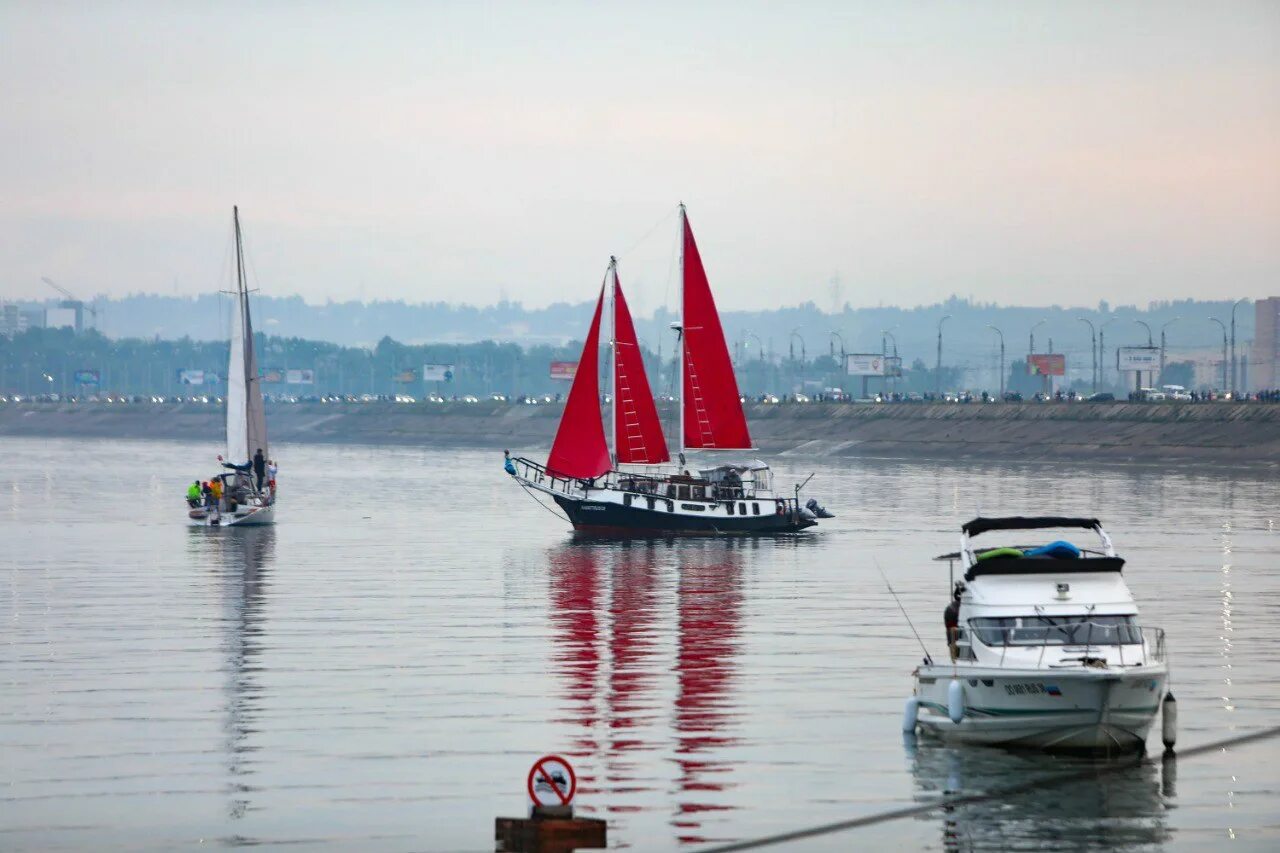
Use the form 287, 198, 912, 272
209, 477, 223, 509
186, 480, 201, 508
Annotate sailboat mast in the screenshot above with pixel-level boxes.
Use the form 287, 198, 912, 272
608, 256, 618, 469
677, 203, 686, 459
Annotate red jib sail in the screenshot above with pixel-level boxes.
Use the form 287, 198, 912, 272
682, 211, 752, 449
613, 269, 670, 464
547, 284, 611, 479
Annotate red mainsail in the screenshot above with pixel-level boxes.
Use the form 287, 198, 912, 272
547, 284, 611, 479
613, 269, 670, 465
681, 211, 752, 449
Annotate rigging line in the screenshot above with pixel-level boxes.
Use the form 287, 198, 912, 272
696, 724, 1280, 853
616, 206, 679, 262
516, 479, 571, 523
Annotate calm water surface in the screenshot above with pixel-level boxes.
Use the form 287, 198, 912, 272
3, 438, 1278, 851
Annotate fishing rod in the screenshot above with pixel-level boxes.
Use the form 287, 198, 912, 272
874, 557, 933, 665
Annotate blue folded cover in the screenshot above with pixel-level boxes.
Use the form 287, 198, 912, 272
1023, 540, 1081, 559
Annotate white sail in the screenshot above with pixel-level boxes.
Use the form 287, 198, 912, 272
226, 278, 249, 464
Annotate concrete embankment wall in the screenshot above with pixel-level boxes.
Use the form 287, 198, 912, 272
4, 400, 1279, 465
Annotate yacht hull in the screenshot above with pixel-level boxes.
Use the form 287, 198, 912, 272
188, 504, 276, 527
554, 494, 814, 536
913, 665, 1167, 753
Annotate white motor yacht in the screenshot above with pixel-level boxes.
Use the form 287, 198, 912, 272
907, 516, 1172, 753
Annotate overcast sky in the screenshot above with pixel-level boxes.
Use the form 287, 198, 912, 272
2, 2, 1277, 313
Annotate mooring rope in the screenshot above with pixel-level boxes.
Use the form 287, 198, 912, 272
697, 725, 1280, 853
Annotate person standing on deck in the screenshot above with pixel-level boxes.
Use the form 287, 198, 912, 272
267, 459, 278, 501
944, 584, 963, 660
253, 448, 266, 492
186, 480, 201, 508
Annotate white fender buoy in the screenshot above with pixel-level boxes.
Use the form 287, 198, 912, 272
1162, 691, 1177, 751
948, 680, 965, 724
902, 696, 919, 733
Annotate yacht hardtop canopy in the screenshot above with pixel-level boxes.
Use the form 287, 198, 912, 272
962, 516, 1101, 537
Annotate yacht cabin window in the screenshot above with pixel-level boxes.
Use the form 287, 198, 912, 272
969, 615, 1140, 646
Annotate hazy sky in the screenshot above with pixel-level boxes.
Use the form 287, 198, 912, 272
2, 2, 1277, 313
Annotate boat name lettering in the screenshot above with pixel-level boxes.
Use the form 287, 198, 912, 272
1004, 682, 1051, 696
581, 504, 606, 511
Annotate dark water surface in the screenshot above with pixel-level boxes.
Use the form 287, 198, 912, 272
3, 438, 1278, 851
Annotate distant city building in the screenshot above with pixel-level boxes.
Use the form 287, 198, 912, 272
1253, 296, 1279, 391
1, 303, 27, 337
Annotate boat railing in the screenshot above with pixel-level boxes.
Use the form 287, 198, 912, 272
510, 455, 776, 502
961, 624, 1166, 667
509, 456, 589, 497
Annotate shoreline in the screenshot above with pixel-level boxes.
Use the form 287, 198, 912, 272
4, 400, 1279, 467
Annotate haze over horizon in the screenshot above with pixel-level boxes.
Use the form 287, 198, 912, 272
3, 2, 1277, 314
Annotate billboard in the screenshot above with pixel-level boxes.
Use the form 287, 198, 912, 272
422, 363, 455, 382
286, 369, 314, 385
394, 369, 417, 383
1117, 347, 1160, 371
549, 361, 578, 381
845, 353, 886, 376
46, 307, 78, 330
884, 355, 903, 378
1027, 354, 1066, 376
177, 369, 204, 386
73, 369, 100, 386
260, 367, 285, 384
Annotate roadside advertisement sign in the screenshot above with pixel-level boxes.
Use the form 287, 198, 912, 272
422, 363, 455, 382
394, 369, 417, 383
73, 369, 100, 386
177, 369, 204, 386
260, 367, 285, 383
286, 369, 315, 385
883, 355, 903, 378
1027, 354, 1066, 376
549, 361, 578, 381
845, 353, 885, 376
1117, 347, 1160, 371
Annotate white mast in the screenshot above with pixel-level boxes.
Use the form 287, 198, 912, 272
676, 202, 686, 460
608, 256, 618, 469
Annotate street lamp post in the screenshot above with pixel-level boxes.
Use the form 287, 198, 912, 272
789, 329, 805, 397
1099, 318, 1117, 389
1159, 317, 1180, 386
1208, 317, 1228, 391
882, 330, 899, 394
1077, 318, 1097, 392
1230, 298, 1249, 394
1134, 320, 1154, 391
936, 314, 952, 398
1029, 319, 1047, 356
830, 330, 845, 363
987, 325, 1005, 398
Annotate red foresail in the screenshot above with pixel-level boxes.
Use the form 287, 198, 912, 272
547, 284, 611, 479
681, 212, 752, 449
613, 270, 670, 464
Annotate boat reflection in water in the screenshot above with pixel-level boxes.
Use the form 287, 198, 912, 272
190, 526, 277, 821
547, 542, 744, 847
908, 742, 1173, 850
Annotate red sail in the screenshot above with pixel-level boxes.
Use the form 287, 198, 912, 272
681, 212, 752, 449
547, 285, 611, 479
613, 271, 670, 465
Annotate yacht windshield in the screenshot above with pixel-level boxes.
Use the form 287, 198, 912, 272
969, 615, 1140, 646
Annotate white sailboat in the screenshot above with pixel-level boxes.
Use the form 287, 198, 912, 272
187, 207, 276, 527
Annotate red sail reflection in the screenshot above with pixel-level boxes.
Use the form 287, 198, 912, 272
672, 549, 743, 845
548, 544, 743, 846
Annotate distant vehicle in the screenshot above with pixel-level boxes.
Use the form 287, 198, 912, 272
462, 395, 479, 403
793, 393, 810, 403
394, 394, 416, 403
489, 394, 507, 402
1087, 392, 1115, 402
1137, 388, 1167, 401
427, 394, 445, 403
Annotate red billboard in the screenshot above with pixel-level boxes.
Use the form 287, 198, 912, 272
549, 361, 578, 381
1027, 354, 1066, 376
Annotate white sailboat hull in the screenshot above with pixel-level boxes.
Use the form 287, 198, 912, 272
188, 503, 276, 527
914, 664, 1167, 752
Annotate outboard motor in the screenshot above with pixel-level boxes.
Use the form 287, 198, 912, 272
805, 498, 835, 519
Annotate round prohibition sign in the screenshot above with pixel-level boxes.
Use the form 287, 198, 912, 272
527, 754, 577, 807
